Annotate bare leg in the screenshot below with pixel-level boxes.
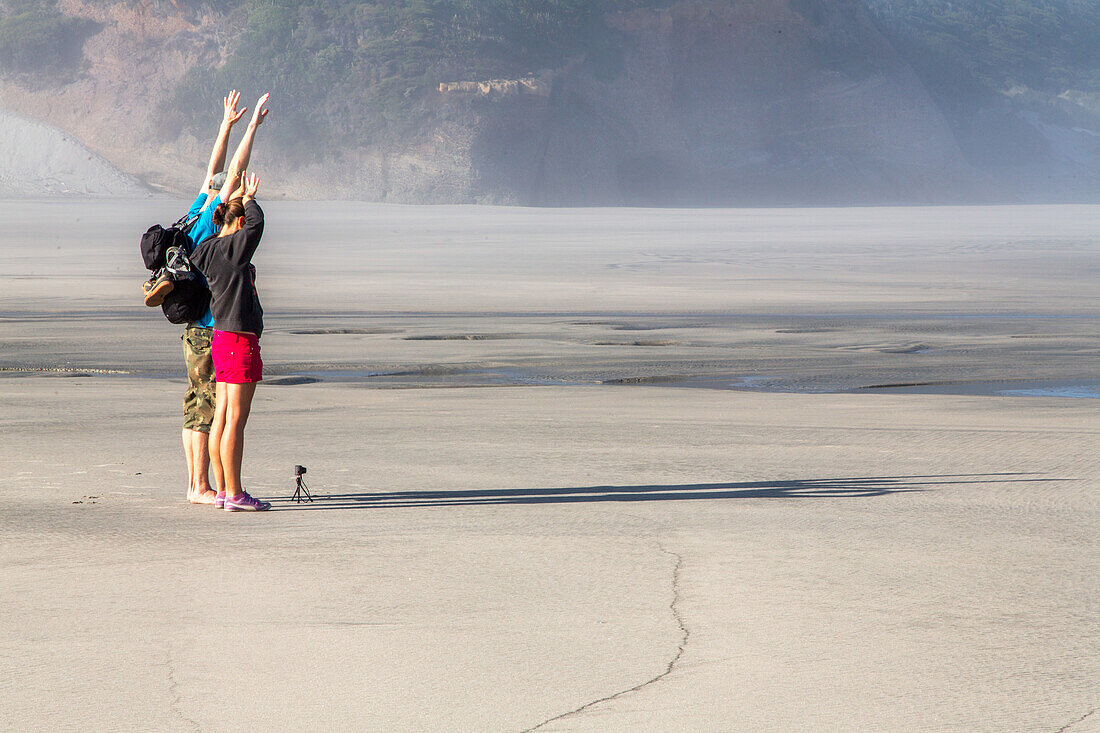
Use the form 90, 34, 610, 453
220, 382, 257, 498
209, 382, 228, 496
190, 431, 212, 491
187, 429, 216, 503
182, 428, 194, 498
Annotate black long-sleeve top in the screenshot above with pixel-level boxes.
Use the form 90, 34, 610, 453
191, 200, 265, 337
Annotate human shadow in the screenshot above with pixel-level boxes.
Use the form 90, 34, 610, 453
268, 473, 1061, 511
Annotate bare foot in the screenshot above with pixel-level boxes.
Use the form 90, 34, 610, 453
188, 488, 218, 505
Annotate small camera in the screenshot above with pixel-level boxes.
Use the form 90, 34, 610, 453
292, 465, 312, 503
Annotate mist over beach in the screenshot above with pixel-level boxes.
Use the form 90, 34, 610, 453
2, 1, 1099, 731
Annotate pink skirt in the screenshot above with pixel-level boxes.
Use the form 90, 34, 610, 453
211, 330, 263, 384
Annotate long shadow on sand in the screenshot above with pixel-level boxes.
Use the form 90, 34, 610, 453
268, 473, 1057, 511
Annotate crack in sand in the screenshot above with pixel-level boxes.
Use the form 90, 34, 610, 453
164, 647, 202, 732
1056, 708, 1097, 732
521, 544, 687, 732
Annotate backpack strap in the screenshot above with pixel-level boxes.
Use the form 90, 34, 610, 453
173, 212, 201, 234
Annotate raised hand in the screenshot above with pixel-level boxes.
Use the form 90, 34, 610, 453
250, 93, 270, 127
242, 171, 259, 200
222, 90, 246, 127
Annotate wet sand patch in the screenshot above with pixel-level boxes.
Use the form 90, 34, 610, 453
267, 376, 324, 386
591, 340, 681, 347
856, 379, 1100, 398
404, 334, 523, 341
287, 328, 402, 335
775, 328, 843, 334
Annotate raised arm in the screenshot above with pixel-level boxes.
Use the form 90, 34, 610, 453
222, 170, 244, 204
199, 90, 246, 196
228, 172, 265, 265
224, 93, 269, 188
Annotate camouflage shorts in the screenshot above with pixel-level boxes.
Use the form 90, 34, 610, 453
182, 327, 216, 433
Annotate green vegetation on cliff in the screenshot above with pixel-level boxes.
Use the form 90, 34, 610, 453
169, 0, 1100, 151
174, 0, 673, 148
0, 0, 98, 80
3, 0, 1098, 201
867, 0, 1100, 93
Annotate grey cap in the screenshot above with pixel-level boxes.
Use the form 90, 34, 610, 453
210, 171, 228, 191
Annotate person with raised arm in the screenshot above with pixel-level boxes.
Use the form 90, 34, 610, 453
159, 90, 245, 505
143, 90, 271, 506
191, 171, 271, 512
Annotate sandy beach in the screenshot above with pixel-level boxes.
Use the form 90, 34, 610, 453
1, 201, 1098, 731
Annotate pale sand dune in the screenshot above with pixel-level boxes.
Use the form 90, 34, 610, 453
0, 111, 146, 197
1, 202, 1098, 730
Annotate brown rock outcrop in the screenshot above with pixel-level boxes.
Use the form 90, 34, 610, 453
439, 78, 549, 97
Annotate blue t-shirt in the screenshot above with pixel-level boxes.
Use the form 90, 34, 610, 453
184, 191, 222, 329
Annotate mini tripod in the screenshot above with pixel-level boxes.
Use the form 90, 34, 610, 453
292, 465, 313, 503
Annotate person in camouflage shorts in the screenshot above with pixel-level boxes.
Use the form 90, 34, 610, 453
183, 327, 216, 433
173, 90, 267, 504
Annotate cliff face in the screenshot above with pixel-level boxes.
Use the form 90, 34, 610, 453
0, 0, 225, 192
0, 0, 1094, 204
464, 0, 975, 205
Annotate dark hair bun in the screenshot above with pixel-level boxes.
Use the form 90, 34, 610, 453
214, 198, 246, 232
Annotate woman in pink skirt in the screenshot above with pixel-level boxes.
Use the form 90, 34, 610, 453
191, 171, 271, 512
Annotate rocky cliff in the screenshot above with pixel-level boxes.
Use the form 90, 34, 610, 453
463, 0, 976, 205
0, 0, 1095, 204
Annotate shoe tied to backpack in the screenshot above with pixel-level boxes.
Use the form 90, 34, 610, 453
143, 269, 175, 307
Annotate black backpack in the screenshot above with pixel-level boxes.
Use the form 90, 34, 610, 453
141, 213, 210, 324
140, 213, 196, 270
162, 277, 210, 324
